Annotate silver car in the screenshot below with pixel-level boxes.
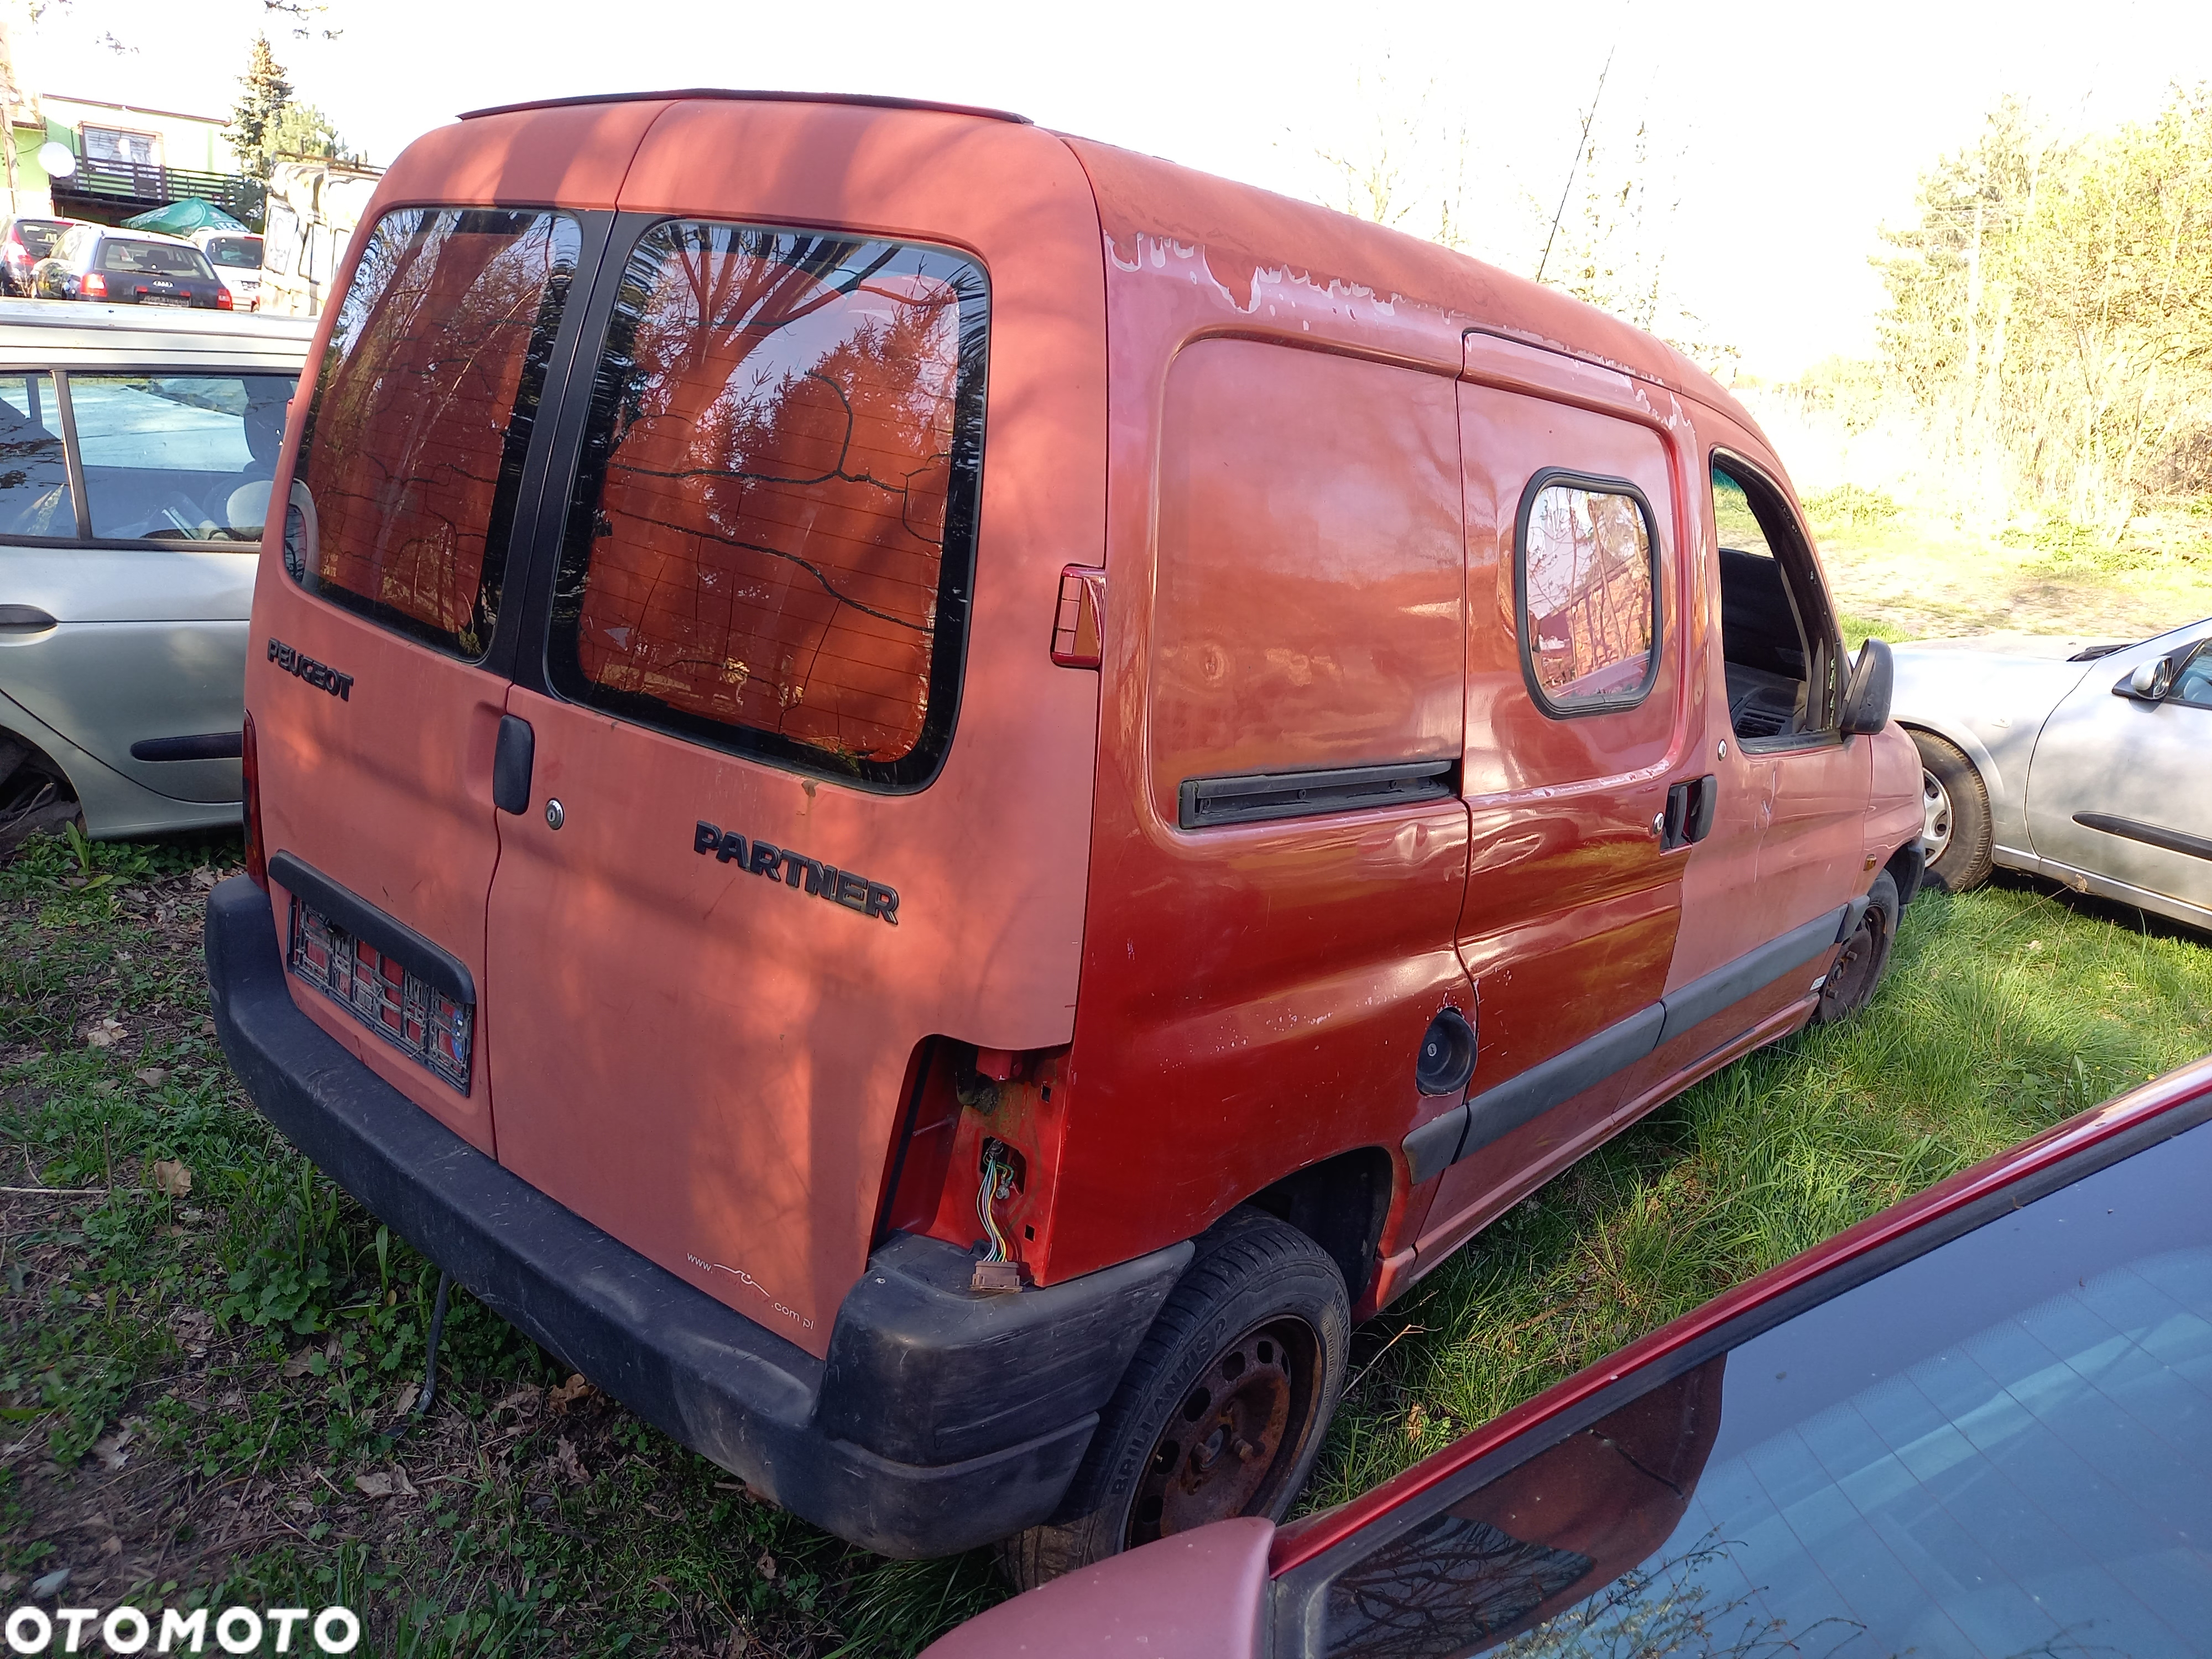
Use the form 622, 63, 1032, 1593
0, 299, 312, 849
1891, 618, 2212, 932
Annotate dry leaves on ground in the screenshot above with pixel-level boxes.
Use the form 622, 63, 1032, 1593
151, 1159, 191, 1198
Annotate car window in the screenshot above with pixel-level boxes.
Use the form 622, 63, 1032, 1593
2169, 641, 2212, 710
1517, 477, 1658, 714
69, 375, 298, 542
0, 372, 77, 539
204, 236, 263, 269
1276, 1116, 2212, 1659
293, 206, 582, 658
15, 221, 67, 256
98, 240, 213, 279
545, 220, 990, 791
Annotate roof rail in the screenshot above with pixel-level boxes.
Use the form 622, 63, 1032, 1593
458, 88, 1030, 126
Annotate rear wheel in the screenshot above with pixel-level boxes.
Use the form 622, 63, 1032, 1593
1911, 731, 1993, 894
0, 732, 81, 858
998, 1208, 1349, 1589
1813, 870, 1898, 1025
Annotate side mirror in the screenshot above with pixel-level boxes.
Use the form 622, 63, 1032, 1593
1839, 638, 1893, 735
2119, 655, 2177, 702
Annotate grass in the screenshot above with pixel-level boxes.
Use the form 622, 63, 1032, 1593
3, 830, 2208, 1652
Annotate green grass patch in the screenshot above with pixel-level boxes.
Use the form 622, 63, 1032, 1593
4, 834, 2206, 1652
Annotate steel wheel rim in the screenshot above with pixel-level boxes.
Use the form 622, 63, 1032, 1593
1127, 1316, 1320, 1547
1823, 908, 1887, 1015
1921, 768, 1953, 863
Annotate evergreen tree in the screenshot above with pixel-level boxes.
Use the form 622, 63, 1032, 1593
229, 35, 293, 179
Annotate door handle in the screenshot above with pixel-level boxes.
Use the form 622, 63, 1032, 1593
493, 714, 534, 815
1660, 775, 1719, 850
0, 604, 58, 631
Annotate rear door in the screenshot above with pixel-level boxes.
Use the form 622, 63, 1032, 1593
1415, 348, 1694, 1264
251, 203, 600, 1152
479, 104, 1107, 1353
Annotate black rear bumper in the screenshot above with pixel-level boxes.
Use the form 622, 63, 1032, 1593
205, 875, 1188, 1558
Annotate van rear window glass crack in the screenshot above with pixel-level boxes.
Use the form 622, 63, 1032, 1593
546, 220, 988, 790
293, 207, 582, 661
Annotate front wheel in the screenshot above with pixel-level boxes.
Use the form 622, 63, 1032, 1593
1813, 869, 1899, 1025
998, 1208, 1350, 1590
1911, 731, 1994, 893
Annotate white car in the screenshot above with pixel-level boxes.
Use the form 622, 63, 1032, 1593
0, 300, 311, 849
191, 228, 265, 312
1890, 619, 2212, 932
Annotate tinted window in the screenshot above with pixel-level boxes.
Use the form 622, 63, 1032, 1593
1283, 1117, 2212, 1659
98, 239, 213, 279
547, 220, 988, 790
204, 236, 263, 269
1516, 478, 1657, 713
0, 372, 77, 538
293, 207, 581, 660
70, 375, 296, 542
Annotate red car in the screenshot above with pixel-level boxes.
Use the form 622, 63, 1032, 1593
927, 1055, 2212, 1656
208, 89, 1924, 1575
1, 215, 77, 296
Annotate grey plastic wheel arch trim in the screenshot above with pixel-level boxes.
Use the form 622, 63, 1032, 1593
1403, 905, 1846, 1184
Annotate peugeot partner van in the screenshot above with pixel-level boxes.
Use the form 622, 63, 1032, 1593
205, 90, 1926, 1579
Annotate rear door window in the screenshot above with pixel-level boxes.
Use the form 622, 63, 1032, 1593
0, 371, 77, 539
70, 375, 296, 542
292, 207, 582, 660
545, 221, 989, 790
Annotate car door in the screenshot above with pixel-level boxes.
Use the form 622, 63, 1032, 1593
1412, 352, 1694, 1266
0, 366, 295, 805
478, 104, 1109, 1352
2025, 622, 2212, 912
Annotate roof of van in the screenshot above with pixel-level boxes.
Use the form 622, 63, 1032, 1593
0, 299, 315, 369
448, 90, 1752, 430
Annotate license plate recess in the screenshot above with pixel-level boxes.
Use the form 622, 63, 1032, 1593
287, 897, 473, 1089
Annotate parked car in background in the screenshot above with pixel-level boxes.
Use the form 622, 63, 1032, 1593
208, 88, 1926, 1586
0, 300, 312, 850
191, 228, 265, 312
1892, 618, 2212, 932
926, 1053, 2212, 1658
1, 215, 79, 296
30, 224, 233, 310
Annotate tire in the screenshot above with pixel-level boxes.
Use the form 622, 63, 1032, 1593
998, 1208, 1350, 1590
1911, 731, 1993, 894
1813, 870, 1898, 1025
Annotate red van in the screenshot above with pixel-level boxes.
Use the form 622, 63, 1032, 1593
205, 90, 1926, 1578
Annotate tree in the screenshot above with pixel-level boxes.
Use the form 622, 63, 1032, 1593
229, 34, 293, 178
264, 101, 361, 166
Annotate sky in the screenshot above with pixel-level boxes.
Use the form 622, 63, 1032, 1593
20, 0, 2212, 378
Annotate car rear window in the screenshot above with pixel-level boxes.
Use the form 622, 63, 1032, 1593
99, 239, 212, 279
204, 236, 263, 269
546, 221, 988, 791
15, 221, 67, 255
292, 207, 582, 660
70, 375, 296, 542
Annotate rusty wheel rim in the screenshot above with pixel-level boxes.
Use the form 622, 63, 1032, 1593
1127, 1316, 1319, 1547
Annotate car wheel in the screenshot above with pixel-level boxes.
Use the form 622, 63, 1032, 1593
998, 1207, 1350, 1590
1813, 870, 1898, 1025
1910, 731, 1994, 893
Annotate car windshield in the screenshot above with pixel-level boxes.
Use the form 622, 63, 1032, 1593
1286, 1115, 2212, 1659
98, 239, 213, 279
204, 236, 262, 269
